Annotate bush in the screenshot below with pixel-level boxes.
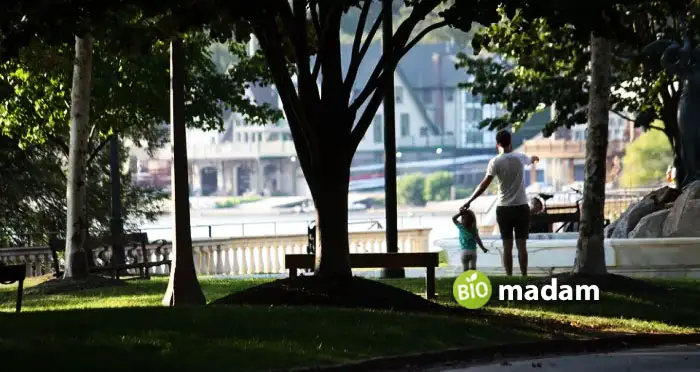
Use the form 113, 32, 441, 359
455, 186, 475, 200
424, 172, 454, 202
214, 195, 264, 209
397, 173, 426, 206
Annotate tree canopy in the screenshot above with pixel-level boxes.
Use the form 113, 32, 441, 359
621, 122, 674, 188
457, 1, 698, 183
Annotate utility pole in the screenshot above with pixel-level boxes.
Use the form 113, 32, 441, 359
381, 0, 404, 279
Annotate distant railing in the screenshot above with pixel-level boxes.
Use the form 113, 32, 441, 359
521, 139, 627, 158
0, 228, 432, 278
187, 140, 297, 159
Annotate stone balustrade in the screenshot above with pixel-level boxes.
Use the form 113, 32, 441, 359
0, 228, 431, 278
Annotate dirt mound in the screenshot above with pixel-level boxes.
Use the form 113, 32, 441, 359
209, 276, 461, 315
25, 274, 125, 295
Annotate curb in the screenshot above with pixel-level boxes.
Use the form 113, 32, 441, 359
282, 333, 700, 372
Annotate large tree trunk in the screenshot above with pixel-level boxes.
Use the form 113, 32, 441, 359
64, 34, 93, 279
162, 37, 206, 306
312, 145, 352, 279
573, 34, 611, 275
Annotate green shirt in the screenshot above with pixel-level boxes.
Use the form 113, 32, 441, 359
456, 223, 478, 251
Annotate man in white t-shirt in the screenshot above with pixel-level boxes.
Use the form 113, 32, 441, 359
460, 130, 539, 276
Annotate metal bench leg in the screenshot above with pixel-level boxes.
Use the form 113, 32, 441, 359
425, 266, 436, 300
16, 279, 24, 313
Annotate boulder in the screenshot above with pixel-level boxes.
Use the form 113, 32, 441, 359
609, 197, 663, 238
628, 209, 670, 238
662, 181, 700, 237
604, 219, 619, 238
607, 186, 682, 238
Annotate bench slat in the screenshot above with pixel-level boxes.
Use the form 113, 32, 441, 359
285, 253, 439, 269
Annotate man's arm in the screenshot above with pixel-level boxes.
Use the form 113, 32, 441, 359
460, 175, 494, 210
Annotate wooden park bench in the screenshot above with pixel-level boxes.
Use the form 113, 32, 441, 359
285, 252, 439, 299
49, 233, 171, 280
0, 262, 26, 313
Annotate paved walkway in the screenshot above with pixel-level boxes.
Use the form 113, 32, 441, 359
427, 345, 700, 371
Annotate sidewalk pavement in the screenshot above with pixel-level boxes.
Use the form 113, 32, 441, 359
427, 344, 700, 372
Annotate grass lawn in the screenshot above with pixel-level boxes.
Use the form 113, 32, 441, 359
1, 275, 698, 371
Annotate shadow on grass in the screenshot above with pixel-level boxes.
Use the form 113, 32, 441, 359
0, 306, 551, 371
389, 277, 700, 329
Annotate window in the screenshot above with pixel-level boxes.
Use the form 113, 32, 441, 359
373, 115, 383, 143
466, 108, 483, 122
466, 131, 484, 145
445, 89, 454, 102
395, 86, 403, 103
466, 93, 482, 104
400, 113, 410, 137
422, 90, 433, 104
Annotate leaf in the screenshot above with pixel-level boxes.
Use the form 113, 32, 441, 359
470, 272, 478, 281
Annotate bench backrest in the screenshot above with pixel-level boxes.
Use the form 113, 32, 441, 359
285, 252, 439, 270
49, 232, 149, 275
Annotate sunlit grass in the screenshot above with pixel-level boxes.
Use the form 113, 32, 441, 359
1, 275, 697, 371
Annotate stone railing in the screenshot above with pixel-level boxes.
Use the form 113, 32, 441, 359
434, 236, 700, 278
0, 228, 431, 278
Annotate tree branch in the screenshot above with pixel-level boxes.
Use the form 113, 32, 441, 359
648, 124, 665, 131
251, 19, 317, 169
87, 134, 113, 165
611, 110, 633, 122
401, 21, 449, 56
345, 6, 383, 91
349, 1, 440, 112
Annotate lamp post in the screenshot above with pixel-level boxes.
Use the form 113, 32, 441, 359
380, 0, 404, 279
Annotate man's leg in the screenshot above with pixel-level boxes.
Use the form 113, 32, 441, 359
496, 207, 514, 276
514, 205, 530, 276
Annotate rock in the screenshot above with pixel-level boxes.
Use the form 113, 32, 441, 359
610, 198, 663, 238
663, 182, 700, 237
647, 186, 682, 205
628, 209, 670, 238
604, 219, 619, 238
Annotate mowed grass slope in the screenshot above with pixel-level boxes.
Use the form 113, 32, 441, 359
0, 276, 698, 371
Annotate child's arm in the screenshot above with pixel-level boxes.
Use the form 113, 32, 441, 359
452, 213, 460, 225
474, 230, 488, 253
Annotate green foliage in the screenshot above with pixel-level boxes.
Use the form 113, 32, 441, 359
456, 3, 688, 146
0, 32, 280, 153
214, 195, 264, 209
0, 134, 166, 247
620, 123, 674, 188
397, 173, 426, 206
424, 171, 454, 202
455, 186, 475, 200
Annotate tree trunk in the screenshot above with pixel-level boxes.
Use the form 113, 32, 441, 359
312, 152, 352, 279
64, 34, 93, 279
573, 34, 611, 275
162, 37, 206, 306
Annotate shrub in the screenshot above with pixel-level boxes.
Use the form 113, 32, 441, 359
397, 173, 426, 206
424, 171, 454, 202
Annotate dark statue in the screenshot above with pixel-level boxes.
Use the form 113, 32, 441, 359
644, 32, 700, 187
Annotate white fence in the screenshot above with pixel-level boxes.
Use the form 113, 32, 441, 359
0, 228, 431, 278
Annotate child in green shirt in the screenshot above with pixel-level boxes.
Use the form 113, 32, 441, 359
452, 209, 488, 271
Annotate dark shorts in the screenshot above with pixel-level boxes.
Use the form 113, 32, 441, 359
496, 204, 530, 240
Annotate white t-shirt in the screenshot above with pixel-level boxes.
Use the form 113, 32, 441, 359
486, 152, 532, 207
